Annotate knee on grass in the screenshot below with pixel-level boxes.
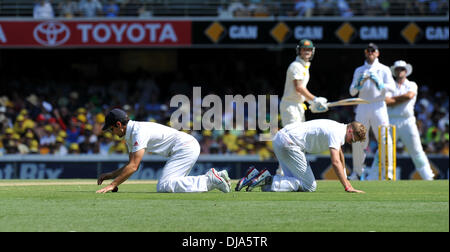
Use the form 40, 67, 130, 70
299, 181, 317, 192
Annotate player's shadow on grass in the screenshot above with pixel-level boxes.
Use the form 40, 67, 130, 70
60, 190, 160, 194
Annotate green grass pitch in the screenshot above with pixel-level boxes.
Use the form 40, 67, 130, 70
0, 179, 448, 232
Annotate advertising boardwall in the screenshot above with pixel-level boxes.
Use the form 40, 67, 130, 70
0, 18, 447, 48
0, 155, 447, 180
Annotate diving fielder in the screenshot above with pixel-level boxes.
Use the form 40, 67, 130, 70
280, 39, 329, 127
348, 43, 396, 180
383, 60, 434, 180
96, 108, 231, 193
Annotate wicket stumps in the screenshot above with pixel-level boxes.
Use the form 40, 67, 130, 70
378, 125, 396, 181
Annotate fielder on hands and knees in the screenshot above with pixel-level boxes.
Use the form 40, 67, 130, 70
278, 39, 328, 175
383, 60, 434, 180
236, 119, 366, 193
96, 108, 231, 193
348, 43, 396, 180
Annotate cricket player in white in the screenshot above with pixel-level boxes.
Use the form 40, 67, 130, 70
259, 119, 366, 193
280, 39, 328, 127
381, 60, 434, 180
96, 108, 231, 193
348, 43, 396, 180
278, 39, 328, 177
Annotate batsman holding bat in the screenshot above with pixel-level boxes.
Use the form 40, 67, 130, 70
280, 39, 329, 127
382, 60, 434, 180
96, 108, 231, 193
278, 39, 328, 176
348, 43, 396, 180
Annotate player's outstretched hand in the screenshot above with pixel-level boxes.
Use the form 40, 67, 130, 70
345, 186, 365, 193
96, 184, 116, 194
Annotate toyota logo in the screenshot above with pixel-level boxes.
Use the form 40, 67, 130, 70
33, 22, 70, 46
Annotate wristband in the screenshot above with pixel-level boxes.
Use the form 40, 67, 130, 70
345, 186, 352, 192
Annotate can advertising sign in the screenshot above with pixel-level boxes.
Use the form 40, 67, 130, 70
193, 19, 448, 48
0, 20, 191, 48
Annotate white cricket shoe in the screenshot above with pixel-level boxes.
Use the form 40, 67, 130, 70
219, 170, 232, 188
206, 168, 231, 193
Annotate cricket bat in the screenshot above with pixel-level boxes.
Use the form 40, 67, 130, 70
327, 98, 370, 107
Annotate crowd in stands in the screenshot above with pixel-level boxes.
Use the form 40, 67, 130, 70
32, 0, 148, 18
286, 0, 449, 17
26, 0, 450, 19
1, 72, 448, 160
0, 97, 276, 160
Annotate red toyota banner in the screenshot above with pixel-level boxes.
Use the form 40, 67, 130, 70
0, 20, 191, 47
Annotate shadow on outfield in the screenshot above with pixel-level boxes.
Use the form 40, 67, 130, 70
59, 190, 161, 194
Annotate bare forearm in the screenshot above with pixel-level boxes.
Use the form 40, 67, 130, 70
96, 150, 145, 193
330, 149, 365, 193
339, 150, 347, 177
394, 94, 412, 103
387, 97, 407, 107
111, 164, 138, 187
339, 149, 345, 167
294, 80, 315, 102
387, 92, 415, 106
108, 166, 126, 179
385, 97, 396, 106
332, 162, 351, 189
296, 86, 315, 102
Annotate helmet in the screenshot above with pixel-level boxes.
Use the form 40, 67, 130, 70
296, 39, 315, 60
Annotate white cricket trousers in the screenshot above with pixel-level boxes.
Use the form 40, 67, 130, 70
156, 138, 209, 193
280, 100, 305, 127
352, 103, 394, 179
270, 131, 317, 192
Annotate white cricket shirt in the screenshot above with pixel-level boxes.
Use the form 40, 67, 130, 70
280, 119, 346, 153
386, 79, 417, 118
124, 120, 193, 157
281, 56, 311, 103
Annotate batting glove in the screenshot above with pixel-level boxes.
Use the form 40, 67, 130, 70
314, 96, 327, 104
309, 97, 329, 113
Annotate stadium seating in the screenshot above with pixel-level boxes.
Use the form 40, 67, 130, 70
0, 0, 448, 17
